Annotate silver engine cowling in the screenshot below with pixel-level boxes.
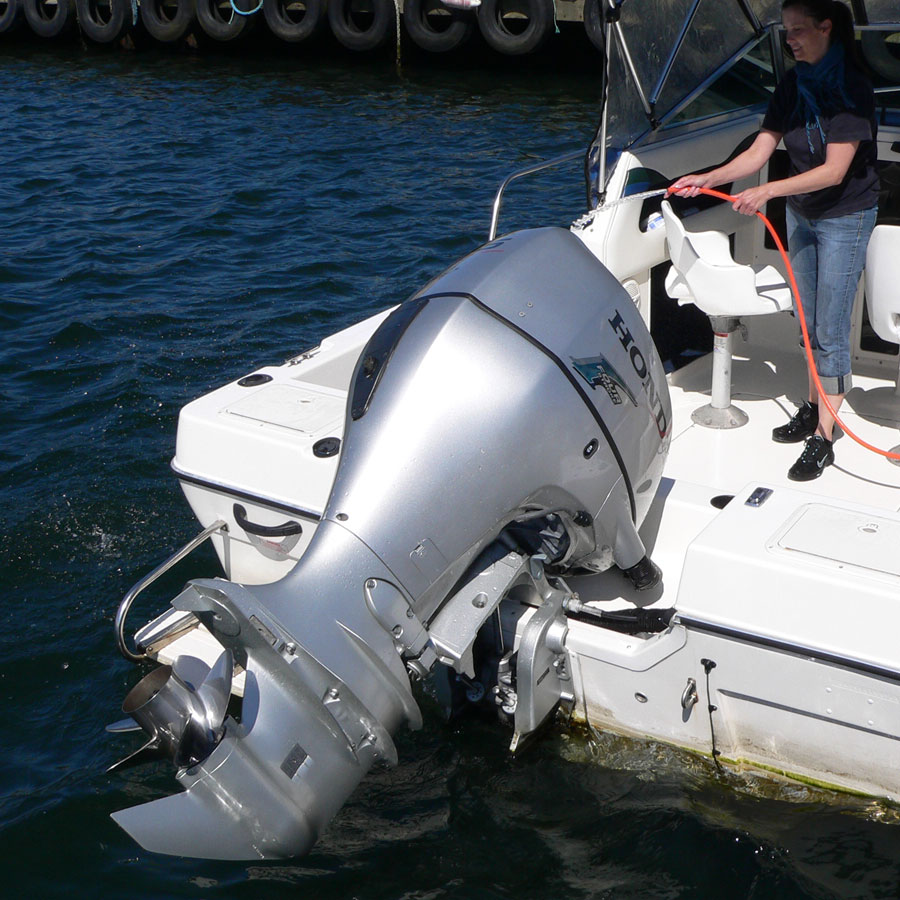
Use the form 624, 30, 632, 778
110, 226, 671, 859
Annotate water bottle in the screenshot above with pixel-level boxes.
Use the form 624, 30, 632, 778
641, 211, 665, 233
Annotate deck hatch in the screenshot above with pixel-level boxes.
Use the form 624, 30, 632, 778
771, 503, 900, 580
224, 384, 345, 435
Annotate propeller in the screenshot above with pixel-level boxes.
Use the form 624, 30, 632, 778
107, 649, 233, 773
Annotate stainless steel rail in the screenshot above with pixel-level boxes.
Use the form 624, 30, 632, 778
488, 148, 584, 242
115, 519, 227, 662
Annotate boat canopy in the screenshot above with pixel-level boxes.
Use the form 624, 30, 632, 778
586, 0, 900, 207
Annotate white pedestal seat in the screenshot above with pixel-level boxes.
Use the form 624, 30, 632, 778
862, 224, 900, 462
661, 200, 792, 428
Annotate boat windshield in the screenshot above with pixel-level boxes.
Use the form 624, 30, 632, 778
586, 0, 900, 207
665, 36, 777, 127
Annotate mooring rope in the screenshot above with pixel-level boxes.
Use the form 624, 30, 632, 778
393, 0, 402, 74
230, 0, 263, 15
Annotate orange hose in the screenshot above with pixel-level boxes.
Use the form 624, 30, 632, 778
666, 186, 900, 461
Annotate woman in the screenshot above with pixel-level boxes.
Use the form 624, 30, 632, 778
671, 0, 879, 481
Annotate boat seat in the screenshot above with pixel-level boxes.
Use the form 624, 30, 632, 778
661, 200, 792, 428
865, 224, 900, 358
861, 225, 900, 431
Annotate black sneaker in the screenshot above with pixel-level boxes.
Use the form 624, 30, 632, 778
773, 401, 818, 443
787, 434, 834, 481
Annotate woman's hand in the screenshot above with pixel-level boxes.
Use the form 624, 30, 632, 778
668, 132, 780, 202
668, 173, 715, 198
731, 184, 775, 216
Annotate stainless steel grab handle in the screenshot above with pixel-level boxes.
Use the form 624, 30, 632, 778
488, 148, 584, 242
115, 519, 227, 663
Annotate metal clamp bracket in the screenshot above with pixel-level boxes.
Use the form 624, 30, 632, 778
510, 581, 572, 753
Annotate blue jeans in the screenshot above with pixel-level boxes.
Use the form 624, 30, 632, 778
786, 205, 877, 395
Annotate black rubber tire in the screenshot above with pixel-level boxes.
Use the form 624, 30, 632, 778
262, 0, 322, 42
195, 0, 254, 40
140, 0, 195, 41
328, 0, 393, 52
23, 0, 77, 36
75, 0, 131, 42
582, 0, 604, 53
402, 0, 470, 53
0, 0, 23, 34
477, 0, 552, 56
861, 30, 900, 83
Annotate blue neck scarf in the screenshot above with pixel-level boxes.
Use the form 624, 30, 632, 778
794, 41, 853, 154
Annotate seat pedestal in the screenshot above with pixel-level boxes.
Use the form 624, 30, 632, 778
691, 316, 748, 429
846, 367, 900, 465
661, 201, 792, 431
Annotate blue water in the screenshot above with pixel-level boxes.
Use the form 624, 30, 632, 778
3, 39, 900, 899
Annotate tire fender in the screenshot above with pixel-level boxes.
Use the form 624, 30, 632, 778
861, 30, 900, 83
262, 0, 323, 42
328, 0, 394, 52
402, 0, 471, 54
476, 0, 553, 56
75, 0, 132, 42
0, 0, 23, 34
140, 0, 196, 41
195, 0, 254, 41
582, 0, 604, 54
23, 0, 76, 37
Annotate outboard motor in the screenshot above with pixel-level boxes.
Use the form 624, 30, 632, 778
110, 227, 671, 859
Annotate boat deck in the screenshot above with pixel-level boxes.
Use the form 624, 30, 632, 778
665, 399, 900, 502
569, 308, 900, 614
664, 312, 900, 510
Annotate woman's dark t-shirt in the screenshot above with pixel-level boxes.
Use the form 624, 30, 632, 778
762, 65, 878, 219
